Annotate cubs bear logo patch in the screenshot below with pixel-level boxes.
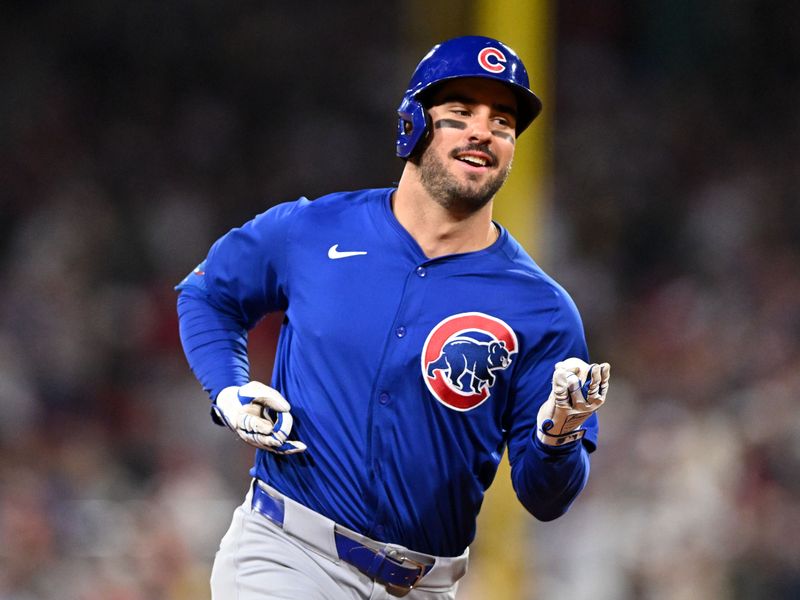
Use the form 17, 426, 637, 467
422, 312, 518, 411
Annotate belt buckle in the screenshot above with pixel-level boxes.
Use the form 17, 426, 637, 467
382, 549, 427, 597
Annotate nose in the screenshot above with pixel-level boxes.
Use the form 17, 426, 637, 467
467, 115, 493, 144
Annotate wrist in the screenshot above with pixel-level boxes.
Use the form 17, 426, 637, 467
214, 386, 244, 428
533, 430, 583, 454
536, 427, 585, 447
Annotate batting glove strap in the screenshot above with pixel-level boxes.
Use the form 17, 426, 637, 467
538, 427, 586, 447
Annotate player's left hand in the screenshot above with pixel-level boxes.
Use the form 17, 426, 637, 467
214, 381, 307, 454
536, 358, 610, 447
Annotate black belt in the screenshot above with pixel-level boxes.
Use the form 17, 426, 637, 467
251, 482, 432, 594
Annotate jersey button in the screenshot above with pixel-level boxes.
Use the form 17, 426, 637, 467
395, 326, 406, 338
379, 392, 390, 405
416, 266, 427, 277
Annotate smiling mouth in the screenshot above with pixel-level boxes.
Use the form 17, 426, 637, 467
457, 155, 490, 167
451, 146, 497, 168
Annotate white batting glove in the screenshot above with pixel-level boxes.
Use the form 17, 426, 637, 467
536, 358, 610, 447
214, 381, 307, 454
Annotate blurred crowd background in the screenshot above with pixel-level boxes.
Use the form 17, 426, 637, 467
1, 2, 798, 599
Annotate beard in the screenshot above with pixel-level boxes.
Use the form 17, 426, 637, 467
417, 144, 512, 215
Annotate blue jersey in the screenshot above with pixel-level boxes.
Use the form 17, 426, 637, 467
177, 188, 597, 556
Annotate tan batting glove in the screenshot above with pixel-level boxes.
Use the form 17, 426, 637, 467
214, 381, 307, 454
536, 358, 610, 447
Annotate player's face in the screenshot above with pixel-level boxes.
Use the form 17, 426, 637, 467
417, 78, 518, 214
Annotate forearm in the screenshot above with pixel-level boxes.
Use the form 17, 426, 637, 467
511, 435, 590, 521
177, 286, 251, 402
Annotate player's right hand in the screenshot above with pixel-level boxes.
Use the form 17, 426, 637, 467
214, 381, 307, 454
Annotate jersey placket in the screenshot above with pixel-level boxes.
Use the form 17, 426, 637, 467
363, 260, 431, 540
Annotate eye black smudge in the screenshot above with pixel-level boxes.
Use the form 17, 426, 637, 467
492, 131, 515, 144
434, 119, 468, 130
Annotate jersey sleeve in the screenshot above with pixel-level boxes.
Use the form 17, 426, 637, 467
175, 198, 309, 404
187, 198, 310, 324
506, 288, 598, 521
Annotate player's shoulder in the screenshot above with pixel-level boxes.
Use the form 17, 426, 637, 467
257, 187, 387, 227
257, 187, 391, 229
264, 186, 390, 212
305, 187, 393, 215
497, 229, 581, 316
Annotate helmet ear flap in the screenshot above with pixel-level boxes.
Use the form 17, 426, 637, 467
396, 97, 429, 159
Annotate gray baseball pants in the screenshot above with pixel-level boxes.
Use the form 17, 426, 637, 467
210, 482, 469, 600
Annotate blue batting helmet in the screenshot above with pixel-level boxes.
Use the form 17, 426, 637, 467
396, 35, 542, 158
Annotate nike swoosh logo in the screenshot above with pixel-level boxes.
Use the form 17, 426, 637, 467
328, 244, 368, 259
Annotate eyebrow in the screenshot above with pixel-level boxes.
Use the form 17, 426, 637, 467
436, 93, 518, 119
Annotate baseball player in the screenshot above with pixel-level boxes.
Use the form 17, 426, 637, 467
177, 35, 610, 600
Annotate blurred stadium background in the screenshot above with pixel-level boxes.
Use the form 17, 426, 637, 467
1, 1, 799, 599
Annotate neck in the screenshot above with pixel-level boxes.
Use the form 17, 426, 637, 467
393, 168, 499, 258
